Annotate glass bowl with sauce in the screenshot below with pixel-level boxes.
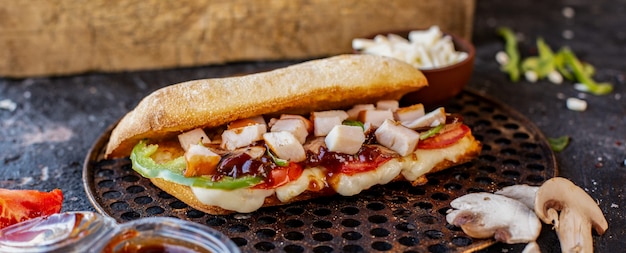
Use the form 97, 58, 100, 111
0, 212, 239, 253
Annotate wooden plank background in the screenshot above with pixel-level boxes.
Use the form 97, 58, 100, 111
0, 0, 475, 77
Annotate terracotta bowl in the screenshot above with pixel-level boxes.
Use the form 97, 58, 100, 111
356, 30, 475, 107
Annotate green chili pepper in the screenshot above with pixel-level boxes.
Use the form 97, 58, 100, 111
555, 49, 597, 81
535, 38, 557, 79
548, 136, 570, 152
266, 148, 288, 167
342, 120, 365, 130
130, 140, 263, 190
419, 124, 445, 140
521, 38, 557, 80
559, 47, 613, 95
497, 27, 521, 82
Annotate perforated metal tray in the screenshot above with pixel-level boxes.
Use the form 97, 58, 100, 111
83, 89, 557, 253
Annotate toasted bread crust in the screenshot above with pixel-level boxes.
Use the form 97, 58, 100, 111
150, 135, 481, 215
106, 54, 427, 158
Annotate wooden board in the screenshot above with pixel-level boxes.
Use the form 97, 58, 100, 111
0, 0, 475, 77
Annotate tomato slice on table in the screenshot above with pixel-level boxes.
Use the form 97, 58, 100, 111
254, 162, 304, 189
0, 188, 63, 229
418, 124, 470, 149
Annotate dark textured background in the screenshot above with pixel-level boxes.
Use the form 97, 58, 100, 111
1, 0, 624, 252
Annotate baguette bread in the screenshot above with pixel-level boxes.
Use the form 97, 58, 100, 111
105, 54, 427, 158
105, 54, 482, 215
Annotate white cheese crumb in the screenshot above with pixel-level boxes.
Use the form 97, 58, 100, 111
611, 203, 619, 208
562, 30, 575, 40
566, 97, 587, 111
562, 7, 575, 19
548, 70, 563, 84
0, 99, 17, 111
495, 51, 509, 65
574, 83, 590, 92
525, 71, 538, 83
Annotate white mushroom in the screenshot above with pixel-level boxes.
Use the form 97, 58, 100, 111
534, 177, 608, 253
495, 184, 539, 210
446, 192, 542, 244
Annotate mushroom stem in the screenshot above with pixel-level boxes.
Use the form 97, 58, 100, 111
534, 177, 608, 253
557, 208, 594, 253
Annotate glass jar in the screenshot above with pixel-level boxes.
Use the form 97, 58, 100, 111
0, 212, 239, 253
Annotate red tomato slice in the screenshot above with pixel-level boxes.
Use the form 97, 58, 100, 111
255, 163, 304, 189
0, 188, 63, 229
418, 124, 470, 149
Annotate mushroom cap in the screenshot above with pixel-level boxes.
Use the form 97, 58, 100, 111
534, 177, 608, 234
446, 192, 541, 244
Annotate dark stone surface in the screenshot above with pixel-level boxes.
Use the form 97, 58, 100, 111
1, 0, 624, 252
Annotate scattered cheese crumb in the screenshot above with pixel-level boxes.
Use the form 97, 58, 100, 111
574, 83, 590, 92
611, 203, 619, 208
566, 97, 587, 111
495, 51, 509, 65
562, 7, 575, 19
562, 30, 575, 40
548, 70, 563, 84
0, 99, 17, 111
525, 71, 538, 83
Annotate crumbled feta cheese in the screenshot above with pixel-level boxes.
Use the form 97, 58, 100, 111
548, 70, 563, 84
574, 83, 590, 92
352, 26, 468, 69
495, 51, 509, 65
566, 97, 587, 111
562, 7, 575, 19
0, 99, 17, 111
525, 71, 538, 83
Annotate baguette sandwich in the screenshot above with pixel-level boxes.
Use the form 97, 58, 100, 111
105, 54, 481, 215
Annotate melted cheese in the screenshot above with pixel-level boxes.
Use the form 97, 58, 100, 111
332, 159, 403, 196
189, 136, 476, 212
275, 167, 326, 202
400, 136, 475, 181
191, 187, 274, 213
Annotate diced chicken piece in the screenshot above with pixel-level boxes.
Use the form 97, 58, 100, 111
357, 110, 394, 127
184, 144, 221, 177
271, 118, 309, 144
401, 107, 446, 129
232, 146, 267, 160
280, 114, 313, 133
228, 116, 266, 129
346, 104, 376, 120
311, 110, 349, 137
395, 103, 425, 122
263, 131, 307, 162
178, 128, 211, 152
303, 136, 326, 155
325, 125, 366, 155
376, 100, 399, 111
375, 119, 420, 156
221, 124, 267, 150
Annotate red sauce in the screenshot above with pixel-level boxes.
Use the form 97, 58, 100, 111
209, 114, 463, 182
302, 145, 394, 176
214, 152, 277, 181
